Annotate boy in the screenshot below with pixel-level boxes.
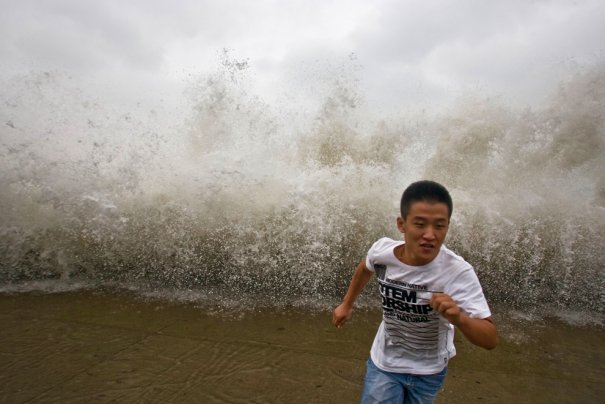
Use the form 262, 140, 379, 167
332, 180, 497, 404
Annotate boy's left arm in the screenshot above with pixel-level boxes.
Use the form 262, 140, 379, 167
430, 293, 498, 350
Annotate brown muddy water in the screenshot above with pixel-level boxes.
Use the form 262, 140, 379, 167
0, 291, 602, 403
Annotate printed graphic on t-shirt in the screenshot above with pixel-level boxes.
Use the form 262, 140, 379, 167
378, 277, 441, 355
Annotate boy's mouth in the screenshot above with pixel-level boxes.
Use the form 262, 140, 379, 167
419, 243, 435, 251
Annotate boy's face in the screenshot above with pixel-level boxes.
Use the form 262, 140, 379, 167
397, 200, 450, 266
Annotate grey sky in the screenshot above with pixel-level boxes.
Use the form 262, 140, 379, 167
1, 0, 604, 112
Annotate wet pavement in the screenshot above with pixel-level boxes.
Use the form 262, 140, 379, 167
0, 291, 602, 403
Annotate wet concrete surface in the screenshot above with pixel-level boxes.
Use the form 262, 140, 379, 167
0, 291, 603, 403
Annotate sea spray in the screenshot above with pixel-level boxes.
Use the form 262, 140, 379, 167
425, 68, 605, 313
0, 61, 603, 315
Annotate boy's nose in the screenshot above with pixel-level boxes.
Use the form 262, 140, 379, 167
423, 227, 436, 240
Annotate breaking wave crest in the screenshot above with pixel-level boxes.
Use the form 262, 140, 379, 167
1, 62, 604, 314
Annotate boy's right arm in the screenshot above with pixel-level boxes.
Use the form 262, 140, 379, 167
332, 260, 373, 328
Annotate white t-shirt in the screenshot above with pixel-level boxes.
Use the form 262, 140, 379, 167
365, 237, 491, 375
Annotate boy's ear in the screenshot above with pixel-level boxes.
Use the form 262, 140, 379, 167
396, 216, 405, 233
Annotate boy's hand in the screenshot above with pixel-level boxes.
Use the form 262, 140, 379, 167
430, 293, 462, 326
431, 292, 498, 349
332, 303, 353, 328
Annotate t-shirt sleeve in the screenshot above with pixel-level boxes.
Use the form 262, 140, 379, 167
447, 266, 492, 319
365, 237, 388, 272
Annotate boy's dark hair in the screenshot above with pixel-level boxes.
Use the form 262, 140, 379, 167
400, 180, 453, 219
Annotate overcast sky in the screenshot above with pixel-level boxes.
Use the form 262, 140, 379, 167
1, 0, 604, 113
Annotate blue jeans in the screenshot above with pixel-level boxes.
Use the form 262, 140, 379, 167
361, 358, 447, 404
